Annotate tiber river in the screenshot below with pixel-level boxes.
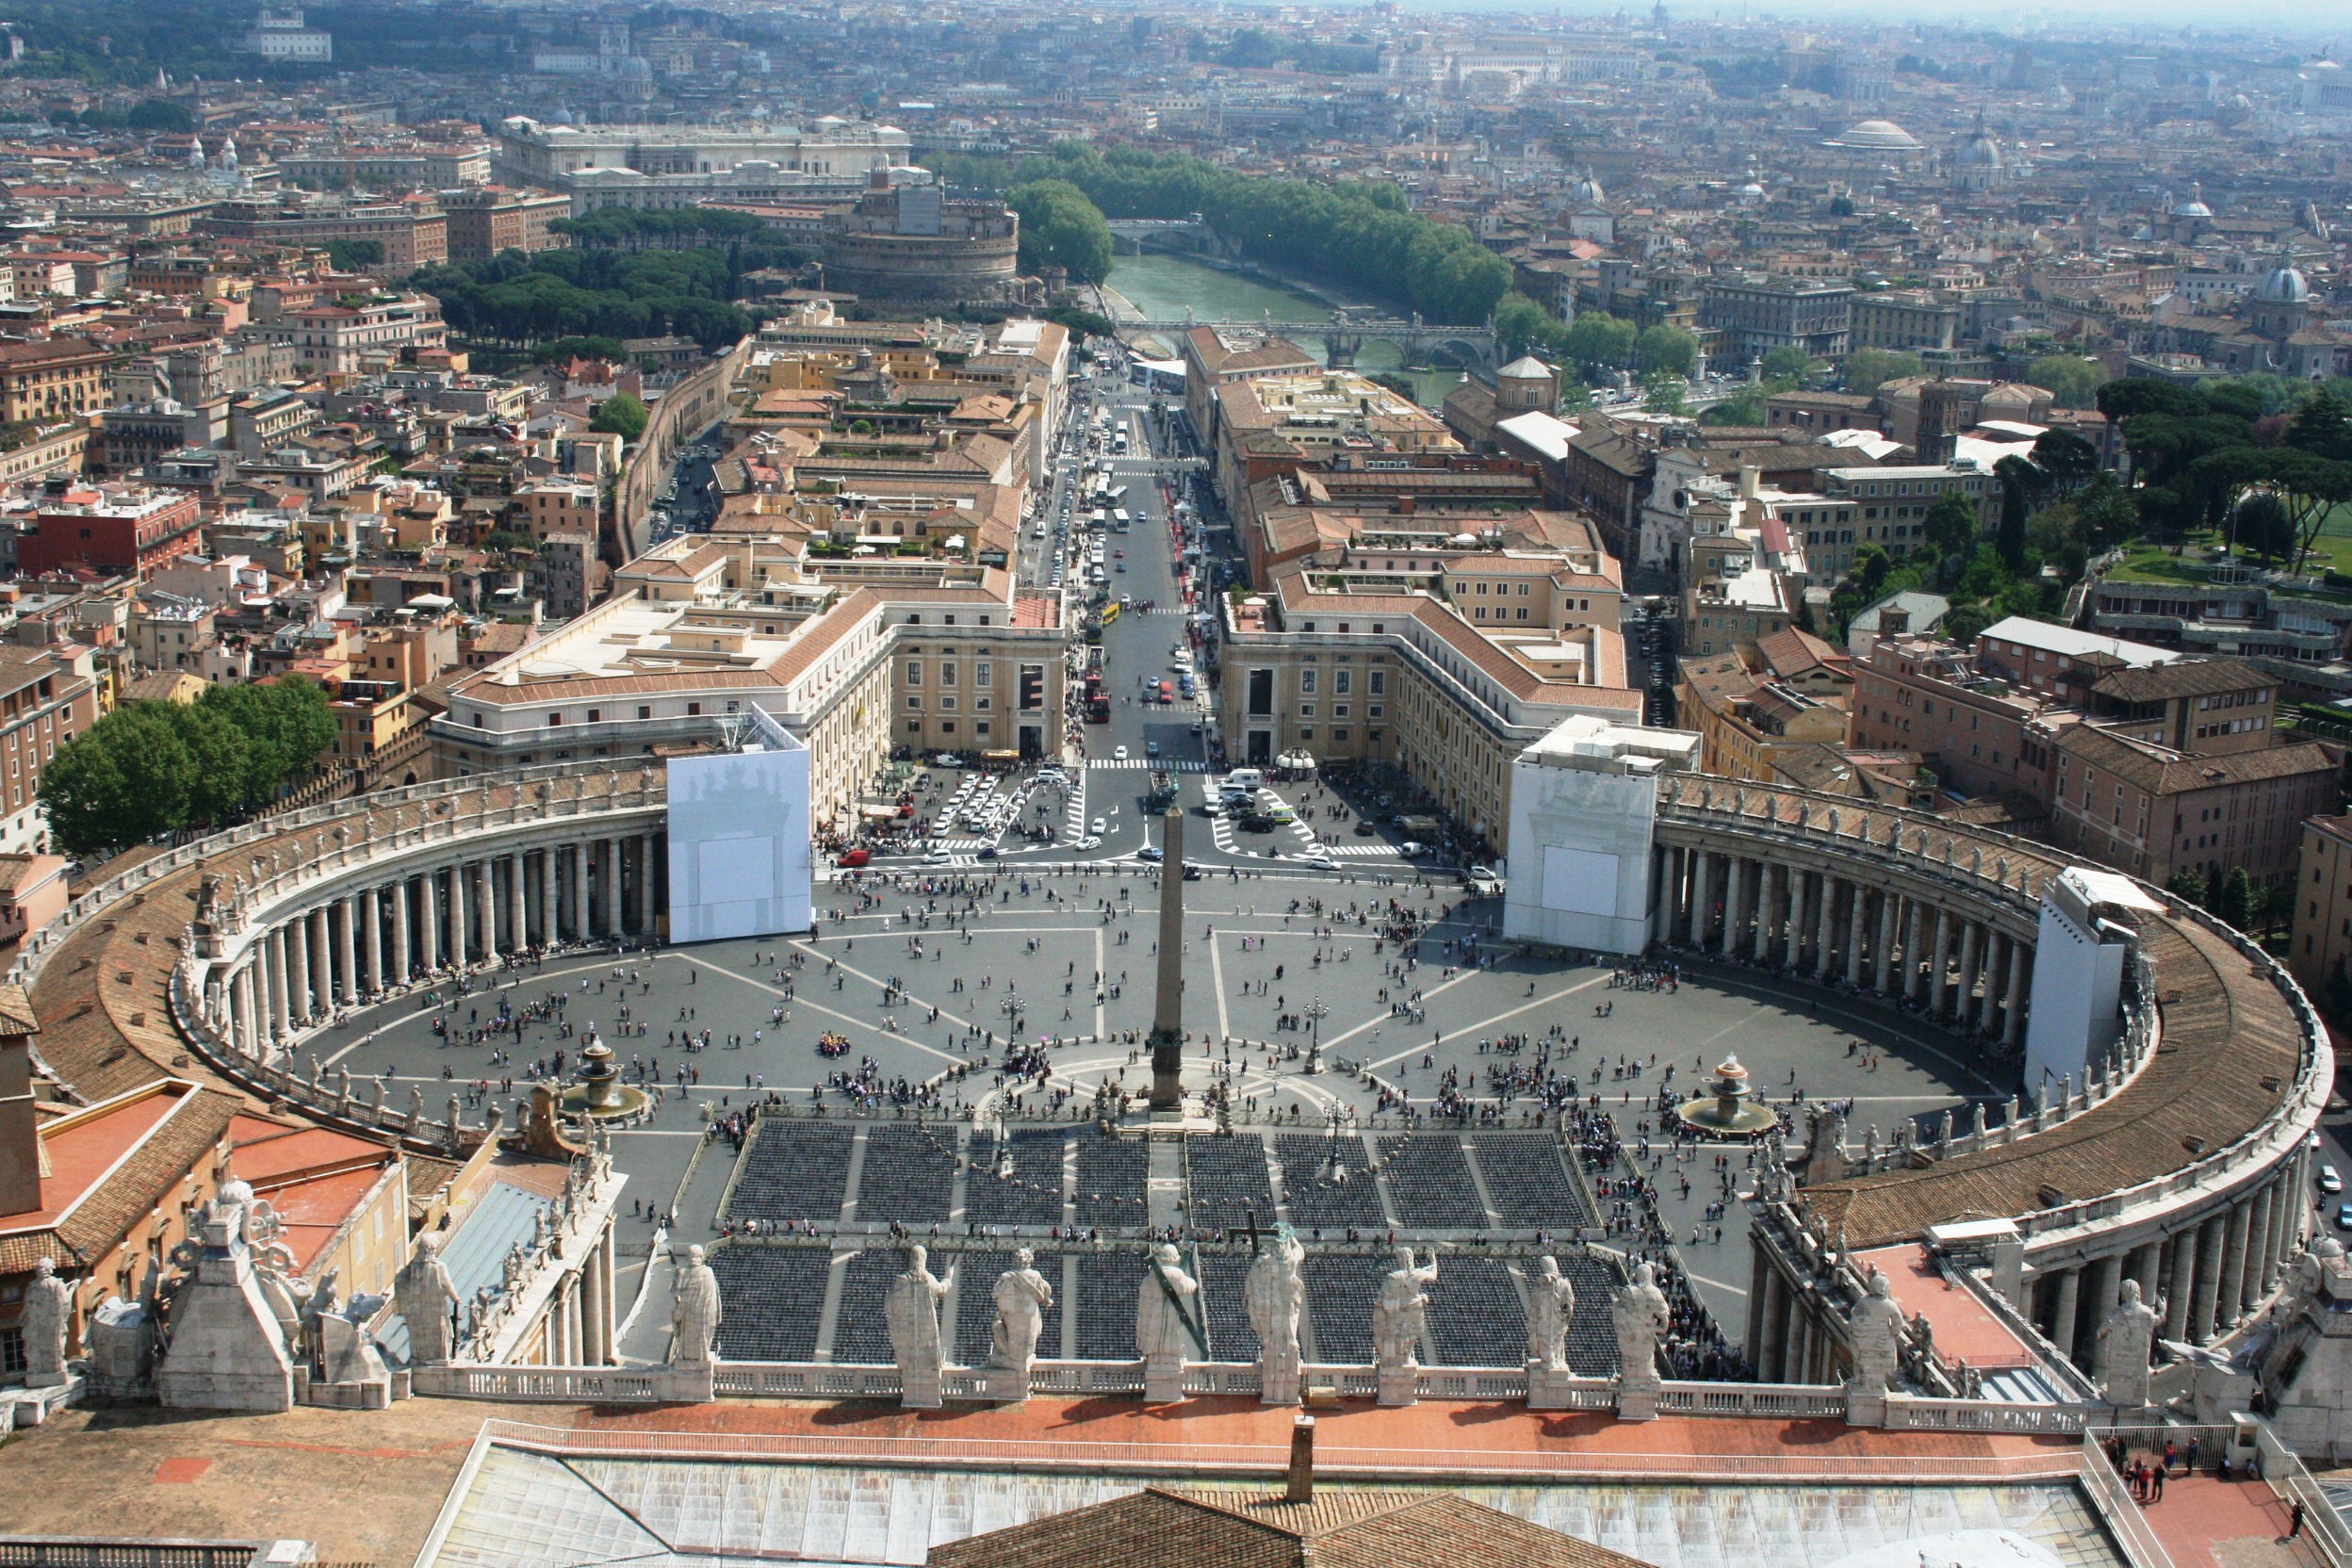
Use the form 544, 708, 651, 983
1102, 251, 1469, 410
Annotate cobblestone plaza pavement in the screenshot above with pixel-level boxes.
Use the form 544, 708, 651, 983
307, 858, 2004, 1363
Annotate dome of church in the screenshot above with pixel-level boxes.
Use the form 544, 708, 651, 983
1569, 169, 1605, 204
2172, 183, 2213, 219
1828, 119, 1922, 151
2257, 259, 2309, 304
1956, 131, 2003, 168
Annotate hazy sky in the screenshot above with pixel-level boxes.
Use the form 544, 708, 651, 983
1385, 0, 2336, 35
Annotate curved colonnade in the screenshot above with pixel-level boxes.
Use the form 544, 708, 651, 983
16, 761, 2328, 1398
1651, 777, 2328, 1389
14, 760, 669, 1156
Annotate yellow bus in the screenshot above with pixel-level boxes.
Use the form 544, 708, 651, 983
1099, 601, 1121, 627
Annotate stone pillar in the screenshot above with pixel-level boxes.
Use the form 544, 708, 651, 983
2242, 1185, 2275, 1318
256, 933, 281, 1045
1905, 899, 1928, 1003
360, 886, 381, 993
1977, 932, 2005, 1036
2002, 941, 2029, 1048
570, 842, 590, 940
1756, 1265, 1788, 1382
336, 897, 359, 1005
1814, 874, 1839, 981
601, 838, 620, 937
2165, 1228, 2197, 1342
2264, 1170, 2295, 1294
477, 858, 498, 964
449, 859, 469, 968
1720, 857, 1743, 956
635, 837, 656, 934
1689, 849, 1711, 946
1777, 870, 1796, 968
1956, 923, 1982, 1025
1844, 882, 1868, 987
311, 906, 335, 1018
2191, 1212, 2228, 1345
2219, 1200, 2254, 1329
2049, 1266, 2082, 1365
1750, 864, 1775, 963
420, 869, 442, 972
580, 1242, 607, 1366
392, 877, 413, 981
287, 912, 313, 1023
507, 856, 528, 954
1874, 890, 1897, 994
2084, 1253, 2122, 1364
2127, 1241, 2161, 1313
234, 964, 257, 1057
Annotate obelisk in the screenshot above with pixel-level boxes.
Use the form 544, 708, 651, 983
1149, 807, 1186, 1111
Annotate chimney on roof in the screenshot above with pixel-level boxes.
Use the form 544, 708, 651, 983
1285, 1413, 1315, 1502
0, 988, 42, 1218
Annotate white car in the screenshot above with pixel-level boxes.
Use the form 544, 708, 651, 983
1114, 744, 1129, 760
1397, 841, 1428, 858
1090, 817, 1107, 834
2323, 1165, 2344, 1195
1299, 855, 1340, 872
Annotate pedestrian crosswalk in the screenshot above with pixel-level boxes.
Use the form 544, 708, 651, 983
1085, 758, 1208, 771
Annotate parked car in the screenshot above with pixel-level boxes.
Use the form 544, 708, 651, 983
1135, 845, 1165, 862
836, 848, 871, 868
2323, 1165, 2344, 1195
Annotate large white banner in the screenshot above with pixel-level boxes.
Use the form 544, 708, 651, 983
666, 713, 812, 943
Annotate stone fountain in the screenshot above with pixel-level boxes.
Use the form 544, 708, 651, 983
1674, 1054, 1778, 1137
558, 1037, 649, 1122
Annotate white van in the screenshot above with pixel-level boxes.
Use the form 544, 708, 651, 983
1223, 767, 1265, 795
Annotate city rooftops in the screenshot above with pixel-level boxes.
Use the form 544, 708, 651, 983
1977, 615, 2179, 670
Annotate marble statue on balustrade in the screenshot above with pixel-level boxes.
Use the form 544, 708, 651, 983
20, 1256, 72, 1389
395, 1233, 462, 1366
1610, 1261, 1670, 1421
1525, 1255, 1581, 1409
665, 1242, 722, 1400
984, 1248, 1052, 1402
1845, 1267, 1906, 1425
1136, 1242, 1200, 1403
1245, 1227, 1305, 1405
2095, 1278, 2161, 1410
1373, 1246, 1439, 1406
887, 1245, 955, 1409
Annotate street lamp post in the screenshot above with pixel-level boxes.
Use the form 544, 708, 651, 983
1304, 998, 1330, 1074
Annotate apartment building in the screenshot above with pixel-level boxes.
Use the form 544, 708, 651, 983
16, 486, 204, 580
439, 186, 572, 262
0, 338, 109, 424
1849, 290, 1960, 353
1817, 464, 1999, 554
1699, 275, 1854, 360
2049, 724, 2337, 888
2291, 813, 2352, 999
0, 645, 100, 854
1676, 648, 1850, 781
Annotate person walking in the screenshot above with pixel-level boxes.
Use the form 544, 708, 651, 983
2291, 1501, 2307, 1539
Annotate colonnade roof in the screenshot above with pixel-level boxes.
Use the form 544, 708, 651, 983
1802, 913, 2308, 1249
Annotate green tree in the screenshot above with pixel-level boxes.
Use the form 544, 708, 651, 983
328, 238, 385, 272
591, 392, 649, 442
2165, 869, 2209, 906
1844, 349, 1925, 400
1494, 292, 1557, 360
1759, 346, 1813, 385
1561, 312, 1636, 376
1006, 178, 1113, 285
123, 98, 193, 133
1697, 386, 1767, 426
37, 707, 191, 856
1634, 324, 1699, 379
1642, 373, 1689, 416
1920, 489, 1981, 563
2232, 492, 2295, 564
2219, 867, 2256, 933
2026, 354, 2111, 409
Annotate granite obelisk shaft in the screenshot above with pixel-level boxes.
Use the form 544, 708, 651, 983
1149, 807, 1185, 1111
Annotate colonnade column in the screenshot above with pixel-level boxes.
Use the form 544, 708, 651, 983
1977, 932, 2005, 1036
392, 876, 413, 981
2047, 1266, 2082, 1364
2242, 1186, 2276, 1319
508, 856, 529, 954
477, 858, 498, 964
1756, 1264, 1788, 1381
2220, 1200, 2255, 1330
360, 887, 381, 993
1843, 882, 1867, 987
1874, 890, 1898, 995
1683, 849, 1708, 946
635, 836, 656, 935
2264, 1166, 2296, 1294
421, 870, 442, 972
1956, 923, 1982, 1026
1930, 907, 1954, 1017
600, 838, 619, 938
336, 897, 359, 1005
2002, 940, 2030, 1048
1777, 870, 1796, 968
571, 843, 590, 940
449, 861, 469, 969
538, 848, 556, 946
235, 964, 258, 1057
1900, 902, 1919, 1001
257, 932, 282, 1046
2191, 1212, 2228, 1344
287, 913, 313, 1023
2127, 1241, 2162, 1308
2165, 1228, 2197, 1342
1719, 858, 1741, 956
1750, 864, 1775, 964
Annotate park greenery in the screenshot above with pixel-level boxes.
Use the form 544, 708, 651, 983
1005, 179, 1115, 285
922, 142, 1511, 324
590, 391, 649, 442
39, 679, 341, 857
2098, 379, 2352, 571
409, 247, 759, 352
1494, 293, 1708, 396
